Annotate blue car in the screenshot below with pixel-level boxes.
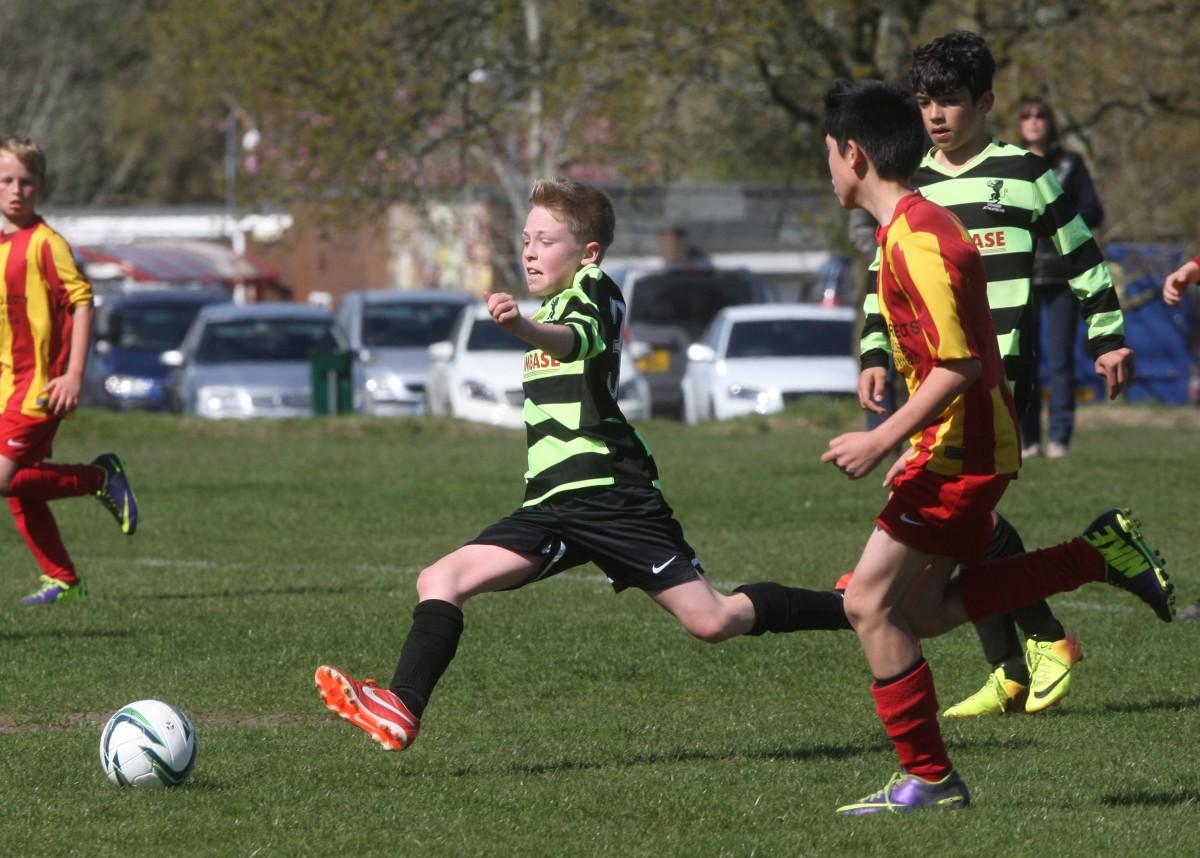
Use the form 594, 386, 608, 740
83, 288, 231, 411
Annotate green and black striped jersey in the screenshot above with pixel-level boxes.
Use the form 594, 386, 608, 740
522, 264, 660, 507
861, 139, 1124, 414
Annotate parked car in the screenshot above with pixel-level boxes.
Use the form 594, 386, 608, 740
425, 301, 651, 428
337, 289, 474, 416
82, 288, 231, 411
621, 265, 777, 418
163, 302, 345, 419
680, 304, 858, 424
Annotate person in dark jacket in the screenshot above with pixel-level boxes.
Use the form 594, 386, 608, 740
1017, 96, 1105, 459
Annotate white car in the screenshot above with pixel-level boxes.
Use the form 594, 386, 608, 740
425, 301, 651, 428
681, 304, 858, 424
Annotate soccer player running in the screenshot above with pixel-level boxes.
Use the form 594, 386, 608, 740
857, 31, 1136, 718
315, 177, 854, 750
0, 137, 139, 605
819, 79, 1172, 815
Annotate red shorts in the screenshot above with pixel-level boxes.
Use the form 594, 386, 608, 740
876, 465, 1013, 566
0, 412, 60, 465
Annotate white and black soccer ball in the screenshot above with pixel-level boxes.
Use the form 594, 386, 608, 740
100, 699, 197, 788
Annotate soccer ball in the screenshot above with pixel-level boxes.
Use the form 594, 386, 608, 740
100, 699, 197, 788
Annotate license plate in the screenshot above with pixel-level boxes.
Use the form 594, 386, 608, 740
636, 349, 670, 373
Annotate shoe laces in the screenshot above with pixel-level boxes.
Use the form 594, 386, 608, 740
863, 771, 907, 805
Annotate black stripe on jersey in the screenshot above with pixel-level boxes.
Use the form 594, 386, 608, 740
861, 348, 889, 370
1033, 195, 1077, 239
526, 417, 579, 446
526, 373, 589, 406
942, 203, 1034, 232
1079, 288, 1121, 319
980, 252, 1036, 283
1086, 333, 1125, 359
526, 453, 615, 498
561, 326, 584, 362
950, 151, 1040, 181
1055, 240, 1106, 277
989, 303, 1028, 336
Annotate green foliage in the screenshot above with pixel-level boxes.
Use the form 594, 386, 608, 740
0, 406, 1197, 856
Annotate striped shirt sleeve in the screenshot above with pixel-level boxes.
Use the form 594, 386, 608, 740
1030, 167, 1123, 358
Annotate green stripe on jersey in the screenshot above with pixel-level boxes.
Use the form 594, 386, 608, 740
519, 265, 659, 506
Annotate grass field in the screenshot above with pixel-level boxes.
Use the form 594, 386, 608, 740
1, 404, 1198, 857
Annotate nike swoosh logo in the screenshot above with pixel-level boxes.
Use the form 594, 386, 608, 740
361, 685, 418, 727
1032, 672, 1069, 699
6, 439, 28, 448
899, 513, 926, 526
651, 556, 677, 575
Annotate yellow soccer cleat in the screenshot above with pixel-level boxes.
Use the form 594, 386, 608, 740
943, 667, 1027, 718
1024, 631, 1082, 713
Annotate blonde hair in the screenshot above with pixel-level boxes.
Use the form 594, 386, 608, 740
529, 177, 615, 258
0, 137, 46, 190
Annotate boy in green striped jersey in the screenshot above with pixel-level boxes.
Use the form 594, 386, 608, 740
859, 31, 1136, 718
313, 177, 847, 751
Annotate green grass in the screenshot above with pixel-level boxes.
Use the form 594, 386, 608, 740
1, 405, 1198, 857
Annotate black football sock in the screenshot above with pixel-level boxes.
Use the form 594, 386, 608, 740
734, 581, 852, 634
973, 514, 1031, 683
389, 599, 464, 719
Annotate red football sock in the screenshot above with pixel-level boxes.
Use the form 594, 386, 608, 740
957, 538, 1104, 623
8, 496, 78, 584
7, 463, 104, 501
871, 659, 952, 782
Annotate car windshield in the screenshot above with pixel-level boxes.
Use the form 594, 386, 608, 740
112, 302, 212, 351
194, 318, 340, 363
725, 318, 854, 359
465, 319, 528, 351
632, 273, 760, 340
362, 301, 464, 347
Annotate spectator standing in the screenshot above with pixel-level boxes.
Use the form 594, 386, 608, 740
1017, 96, 1105, 459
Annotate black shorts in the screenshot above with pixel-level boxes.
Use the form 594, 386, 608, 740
468, 484, 704, 593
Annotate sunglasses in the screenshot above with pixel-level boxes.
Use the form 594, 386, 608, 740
1019, 110, 1048, 120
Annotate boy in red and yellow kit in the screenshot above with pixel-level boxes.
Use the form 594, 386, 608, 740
0, 137, 138, 605
819, 81, 1173, 814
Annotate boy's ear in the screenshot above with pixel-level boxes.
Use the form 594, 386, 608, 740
846, 139, 869, 173
977, 90, 995, 115
580, 241, 601, 265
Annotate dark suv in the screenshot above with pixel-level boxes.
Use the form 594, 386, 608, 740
621, 266, 776, 418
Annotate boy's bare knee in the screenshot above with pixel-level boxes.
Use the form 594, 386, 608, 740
678, 612, 737, 644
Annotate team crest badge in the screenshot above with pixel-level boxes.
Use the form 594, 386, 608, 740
983, 179, 1007, 213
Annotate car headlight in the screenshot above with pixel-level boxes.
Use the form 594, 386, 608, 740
727, 384, 782, 414
103, 375, 157, 399
461, 379, 499, 402
195, 385, 253, 418
727, 383, 764, 400
364, 372, 408, 400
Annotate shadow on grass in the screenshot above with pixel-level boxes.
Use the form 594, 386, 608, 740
1100, 695, 1200, 715
1100, 789, 1200, 807
449, 735, 1039, 778
130, 584, 396, 602
0, 628, 133, 642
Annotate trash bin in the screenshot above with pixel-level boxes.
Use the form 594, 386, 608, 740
311, 350, 354, 415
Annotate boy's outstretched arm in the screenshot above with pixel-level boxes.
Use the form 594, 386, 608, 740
484, 290, 576, 358
822, 358, 980, 482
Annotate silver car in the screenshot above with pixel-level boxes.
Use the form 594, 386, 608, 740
337, 289, 474, 416
163, 302, 346, 418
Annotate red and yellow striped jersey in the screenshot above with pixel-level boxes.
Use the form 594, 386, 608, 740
876, 193, 1020, 476
0, 217, 93, 418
